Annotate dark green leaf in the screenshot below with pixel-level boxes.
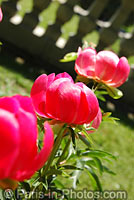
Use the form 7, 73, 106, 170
60, 165, 82, 171
69, 128, 76, 149
94, 157, 104, 175
78, 133, 91, 148
46, 169, 62, 176
103, 166, 116, 175
85, 165, 102, 191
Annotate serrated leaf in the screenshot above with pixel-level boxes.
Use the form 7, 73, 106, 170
60, 52, 77, 62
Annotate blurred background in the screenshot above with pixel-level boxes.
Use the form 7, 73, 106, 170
0, 0, 133, 199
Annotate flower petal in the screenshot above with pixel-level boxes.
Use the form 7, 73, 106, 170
0, 109, 19, 179
13, 95, 36, 117
87, 108, 102, 134
31, 73, 55, 117
55, 72, 74, 83
13, 122, 54, 181
0, 97, 20, 114
46, 79, 81, 123
95, 51, 119, 81
10, 109, 38, 180
75, 48, 96, 78
79, 83, 99, 123
0, 8, 3, 22
108, 57, 130, 87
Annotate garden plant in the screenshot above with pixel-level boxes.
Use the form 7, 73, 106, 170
0, 8, 130, 200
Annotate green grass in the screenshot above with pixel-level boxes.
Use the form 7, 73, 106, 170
80, 122, 134, 200
0, 61, 33, 97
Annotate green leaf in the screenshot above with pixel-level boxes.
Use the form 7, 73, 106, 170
85, 165, 102, 191
69, 128, 76, 149
102, 112, 112, 119
104, 85, 123, 99
102, 112, 120, 124
103, 166, 116, 175
81, 150, 116, 160
46, 169, 62, 176
78, 133, 91, 148
72, 161, 83, 189
75, 126, 94, 144
95, 90, 108, 102
94, 157, 104, 175
54, 179, 65, 189
60, 165, 82, 170
60, 52, 77, 62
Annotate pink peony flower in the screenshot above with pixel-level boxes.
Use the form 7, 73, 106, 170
0, 8, 3, 22
87, 108, 102, 134
0, 95, 54, 182
75, 47, 130, 88
31, 72, 99, 125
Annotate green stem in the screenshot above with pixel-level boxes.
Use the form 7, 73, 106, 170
92, 82, 101, 92
56, 138, 71, 166
42, 124, 67, 177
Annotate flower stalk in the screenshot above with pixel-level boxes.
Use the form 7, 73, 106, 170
42, 124, 67, 177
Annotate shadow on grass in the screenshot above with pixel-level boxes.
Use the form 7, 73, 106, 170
0, 42, 63, 81
100, 98, 134, 130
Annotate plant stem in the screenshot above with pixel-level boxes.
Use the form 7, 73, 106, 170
56, 138, 71, 166
42, 124, 67, 177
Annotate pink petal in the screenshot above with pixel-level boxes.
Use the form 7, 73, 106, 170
95, 51, 119, 82
46, 79, 81, 123
10, 109, 38, 180
33, 122, 54, 170
0, 8, 3, 22
14, 122, 54, 181
0, 109, 19, 179
77, 47, 82, 55
13, 95, 36, 117
73, 82, 93, 124
108, 57, 130, 87
75, 48, 96, 78
79, 83, 99, 124
0, 97, 20, 114
31, 73, 55, 117
87, 108, 102, 134
55, 72, 74, 83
